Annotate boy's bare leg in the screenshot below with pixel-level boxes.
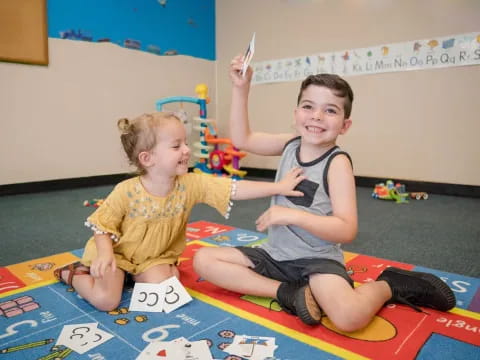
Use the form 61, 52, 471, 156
62, 267, 125, 311
309, 273, 391, 332
193, 247, 280, 298
195, 248, 403, 332
312, 267, 456, 332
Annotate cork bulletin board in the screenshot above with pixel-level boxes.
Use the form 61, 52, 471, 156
0, 0, 49, 65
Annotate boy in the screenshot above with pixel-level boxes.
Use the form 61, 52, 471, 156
193, 56, 455, 331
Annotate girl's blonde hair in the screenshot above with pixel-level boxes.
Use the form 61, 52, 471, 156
117, 112, 180, 175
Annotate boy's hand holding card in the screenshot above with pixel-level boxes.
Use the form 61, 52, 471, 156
241, 32, 256, 77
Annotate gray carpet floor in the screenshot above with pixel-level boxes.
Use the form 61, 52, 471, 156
1, 180, 479, 278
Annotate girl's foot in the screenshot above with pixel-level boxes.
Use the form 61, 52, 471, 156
53, 261, 90, 287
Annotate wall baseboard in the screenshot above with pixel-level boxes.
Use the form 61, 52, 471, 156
0, 174, 132, 196
1, 168, 478, 198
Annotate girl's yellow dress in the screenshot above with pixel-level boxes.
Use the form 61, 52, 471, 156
81, 173, 233, 274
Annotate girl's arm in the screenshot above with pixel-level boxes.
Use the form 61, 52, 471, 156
231, 167, 305, 200
90, 234, 117, 278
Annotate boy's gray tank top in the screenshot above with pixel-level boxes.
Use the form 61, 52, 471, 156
260, 137, 352, 264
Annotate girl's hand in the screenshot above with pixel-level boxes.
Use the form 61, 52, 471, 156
90, 252, 116, 279
277, 167, 306, 197
229, 54, 253, 88
255, 205, 296, 232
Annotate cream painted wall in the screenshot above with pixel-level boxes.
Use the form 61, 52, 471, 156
216, 0, 480, 186
2, 2, 479, 187
0, 39, 215, 185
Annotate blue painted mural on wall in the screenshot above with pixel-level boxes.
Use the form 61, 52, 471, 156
47, 0, 215, 60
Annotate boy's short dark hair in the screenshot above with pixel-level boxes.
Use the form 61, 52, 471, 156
297, 74, 354, 118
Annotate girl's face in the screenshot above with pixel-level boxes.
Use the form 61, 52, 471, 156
294, 85, 351, 148
147, 119, 190, 177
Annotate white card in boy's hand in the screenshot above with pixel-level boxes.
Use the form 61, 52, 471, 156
241, 32, 256, 77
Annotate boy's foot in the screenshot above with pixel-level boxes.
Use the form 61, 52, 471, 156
276, 282, 323, 325
377, 267, 456, 312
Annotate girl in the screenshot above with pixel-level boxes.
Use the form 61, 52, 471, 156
54, 112, 305, 311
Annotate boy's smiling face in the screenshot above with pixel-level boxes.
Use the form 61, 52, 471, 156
294, 85, 352, 148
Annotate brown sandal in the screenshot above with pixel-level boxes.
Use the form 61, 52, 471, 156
53, 261, 90, 286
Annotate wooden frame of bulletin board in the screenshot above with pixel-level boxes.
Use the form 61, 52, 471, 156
0, 0, 49, 65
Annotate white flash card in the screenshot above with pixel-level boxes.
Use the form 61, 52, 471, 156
136, 341, 182, 360
241, 32, 256, 77
136, 338, 213, 360
223, 335, 277, 360
161, 276, 193, 313
166, 338, 213, 360
56, 323, 98, 350
74, 327, 114, 354
56, 323, 113, 354
129, 282, 167, 313
178, 340, 213, 360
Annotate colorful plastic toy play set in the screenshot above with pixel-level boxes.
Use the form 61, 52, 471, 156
372, 180, 429, 203
156, 84, 247, 179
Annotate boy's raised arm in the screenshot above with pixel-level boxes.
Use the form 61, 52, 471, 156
229, 55, 294, 156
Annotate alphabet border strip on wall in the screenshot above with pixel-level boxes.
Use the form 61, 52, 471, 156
251, 32, 480, 84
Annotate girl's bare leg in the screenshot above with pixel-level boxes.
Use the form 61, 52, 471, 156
134, 264, 179, 283
60, 266, 125, 311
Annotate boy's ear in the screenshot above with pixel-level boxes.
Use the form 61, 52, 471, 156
340, 118, 352, 134
138, 151, 153, 168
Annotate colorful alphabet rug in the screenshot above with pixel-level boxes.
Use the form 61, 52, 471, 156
1, 221, 479, 359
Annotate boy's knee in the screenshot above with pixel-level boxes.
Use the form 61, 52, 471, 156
193, 247, 213, 273
331, 316, 365, 333
325, 307, 369, 332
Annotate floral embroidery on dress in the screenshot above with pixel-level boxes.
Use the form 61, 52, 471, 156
127, 181, 187, 219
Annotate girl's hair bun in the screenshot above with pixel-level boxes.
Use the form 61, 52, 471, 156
117, 118, 130, 134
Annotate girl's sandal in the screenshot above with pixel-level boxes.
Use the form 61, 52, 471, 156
53, 261, 90, 287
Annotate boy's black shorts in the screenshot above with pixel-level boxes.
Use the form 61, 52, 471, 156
237, 246, 353, 287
